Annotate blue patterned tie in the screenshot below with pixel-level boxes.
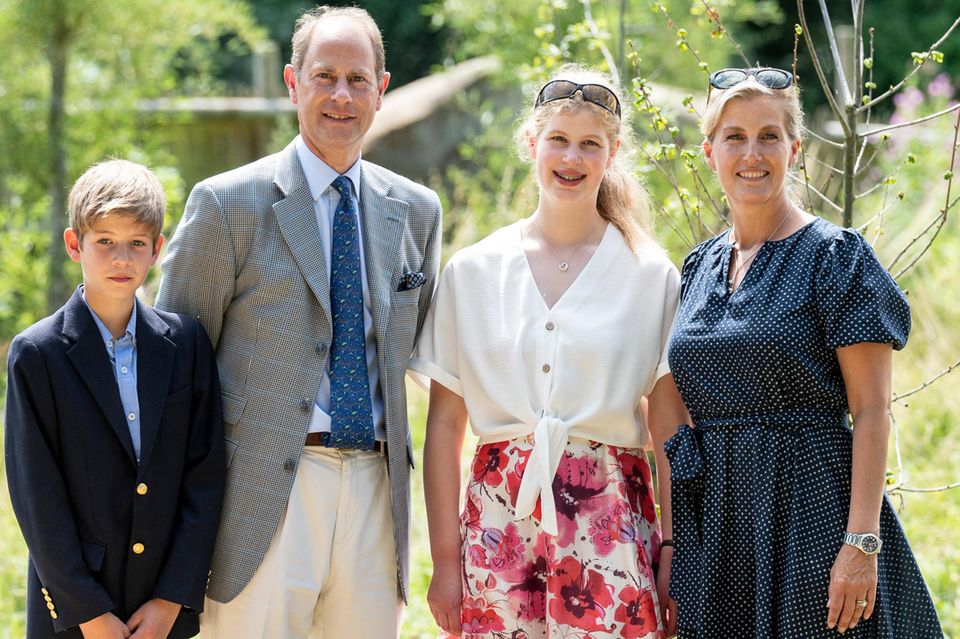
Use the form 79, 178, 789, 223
327, 176, 375, 450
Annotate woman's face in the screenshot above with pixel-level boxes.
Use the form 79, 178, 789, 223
529, 107, 618, 210
703, 94, 800, 211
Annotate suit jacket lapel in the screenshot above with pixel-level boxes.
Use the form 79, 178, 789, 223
135, 304, 175, 469
273, 141, 333, 323
62, 290, 137, 465
359, 162, 407, 347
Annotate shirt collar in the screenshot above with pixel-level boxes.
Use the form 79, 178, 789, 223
294, 135, 362, 204
80, 286, 138, 345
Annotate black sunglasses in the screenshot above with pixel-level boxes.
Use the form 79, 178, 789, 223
709, 67, 794, 90
535, 79, 622, 117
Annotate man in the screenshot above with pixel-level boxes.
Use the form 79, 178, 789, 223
155, 6, 442, 637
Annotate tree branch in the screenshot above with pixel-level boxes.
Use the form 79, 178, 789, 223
796, 2, 850, 136
817, 0, 853, 106
889, 108, 960, 276
860, 101, 960, 138
857, 15, 960, 113
892, 359, 960, 403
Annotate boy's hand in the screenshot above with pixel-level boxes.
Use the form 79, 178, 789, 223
127, 598, 181, 639
79, 611, 131, 639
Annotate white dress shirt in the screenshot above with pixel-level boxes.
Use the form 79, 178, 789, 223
295, 136, 385, 441
410, 221, 680, 535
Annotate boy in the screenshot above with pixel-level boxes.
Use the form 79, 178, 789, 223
5, 160, 225, 639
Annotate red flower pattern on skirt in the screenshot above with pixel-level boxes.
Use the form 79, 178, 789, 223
458, 437, 663, 639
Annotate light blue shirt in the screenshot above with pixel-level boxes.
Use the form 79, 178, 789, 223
294, 135, 385, 441
83, 292, 142, 463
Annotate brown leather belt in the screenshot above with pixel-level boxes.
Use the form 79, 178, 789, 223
304, 431, 384, 454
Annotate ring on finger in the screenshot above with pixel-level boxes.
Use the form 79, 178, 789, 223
856, 599, 868, 608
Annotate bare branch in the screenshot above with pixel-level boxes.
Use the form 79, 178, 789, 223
817, 0, 853, 105
858, 15, 960, 113
892, 359, 960, 403
581, 0, 621, 84
861, 101, 960, 138
894, 481, 960, 493
852, 0, 865, 105
789, 173, 843, 212
797, 0, 850, 135
804, 126, 845, 149
803, 152, 845, 176
889, 108, 960, 276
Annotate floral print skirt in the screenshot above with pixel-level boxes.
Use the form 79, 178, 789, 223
457, 436, 664, 639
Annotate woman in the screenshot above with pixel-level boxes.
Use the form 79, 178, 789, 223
664, 67, 943, 637
411, 65, 687, 638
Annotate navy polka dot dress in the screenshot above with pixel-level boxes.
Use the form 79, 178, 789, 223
666, 218, 943, 638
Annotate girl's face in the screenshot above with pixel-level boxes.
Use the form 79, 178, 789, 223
529, 107, 619, 211
703, 94, 800, 211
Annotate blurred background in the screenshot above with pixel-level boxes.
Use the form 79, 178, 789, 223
1, 0, 958, 636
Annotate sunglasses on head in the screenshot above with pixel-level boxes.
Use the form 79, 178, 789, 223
709, 67, 794, 90
535, 79, 622, 118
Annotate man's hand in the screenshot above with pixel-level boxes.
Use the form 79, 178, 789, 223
79, 611, 131, 639
127, 598, 181, 639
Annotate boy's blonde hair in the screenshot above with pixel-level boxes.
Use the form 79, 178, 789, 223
68, 160, 165, 242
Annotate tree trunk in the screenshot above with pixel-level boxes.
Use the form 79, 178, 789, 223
45, 7, 70, 313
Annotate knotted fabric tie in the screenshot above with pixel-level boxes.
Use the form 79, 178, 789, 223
513, 416, 571, 536
327, 176, 375, 450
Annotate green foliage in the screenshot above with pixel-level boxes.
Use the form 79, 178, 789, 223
248, 0, 445, 88
0, 0, 263, 338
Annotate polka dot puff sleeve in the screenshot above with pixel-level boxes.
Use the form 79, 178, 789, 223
814, 228, 911, 351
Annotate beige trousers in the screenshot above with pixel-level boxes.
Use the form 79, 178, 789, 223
199, 446, 401, 639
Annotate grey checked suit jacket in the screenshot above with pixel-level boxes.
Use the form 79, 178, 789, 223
155, 140, 441, 604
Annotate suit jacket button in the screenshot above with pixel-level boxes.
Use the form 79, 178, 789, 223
46, 602, 55, 610
136, 483, 148, 495
315, 342, 327, 355
299, 399, 311, 411
132, 543, 145, 555
283, 459, 296, 473
41, 587, 49, 595
50, 611, 58, 620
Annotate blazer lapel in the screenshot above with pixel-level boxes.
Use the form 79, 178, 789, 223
135, 304, 176, 469
273, 141, 333, 323
359, 162, 408, 346
62, 291, 137, 465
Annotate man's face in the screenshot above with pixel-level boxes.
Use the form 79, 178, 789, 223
284, 17, 390, 173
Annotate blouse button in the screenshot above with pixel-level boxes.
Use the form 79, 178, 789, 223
542, 364, 551, 373
545, 321, 555, 331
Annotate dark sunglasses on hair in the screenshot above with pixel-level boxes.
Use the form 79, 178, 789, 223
535, 79, 622, 117
709, 67, 794, 90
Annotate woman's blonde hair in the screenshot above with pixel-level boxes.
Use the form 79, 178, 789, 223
514, 64, 652, 251
701, 78, 804, 141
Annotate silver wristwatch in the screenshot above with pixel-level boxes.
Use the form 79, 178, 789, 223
843, 532, 882, 555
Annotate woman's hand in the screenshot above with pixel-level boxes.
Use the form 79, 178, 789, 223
826, 544, 877, 633
656, 546, 678, 637
428, 560, 463, 637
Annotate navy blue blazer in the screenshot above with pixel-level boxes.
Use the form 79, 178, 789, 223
4, 288, 225, 638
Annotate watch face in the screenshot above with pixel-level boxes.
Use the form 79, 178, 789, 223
861, 535, 880, 553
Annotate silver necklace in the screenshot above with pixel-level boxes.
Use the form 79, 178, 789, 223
530, 217, 599, 272
727, 208, 793, 293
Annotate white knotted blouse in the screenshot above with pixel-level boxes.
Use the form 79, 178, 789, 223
410, 221, 680, 536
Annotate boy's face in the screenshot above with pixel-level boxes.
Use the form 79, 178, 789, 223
64, 213, 164, 308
